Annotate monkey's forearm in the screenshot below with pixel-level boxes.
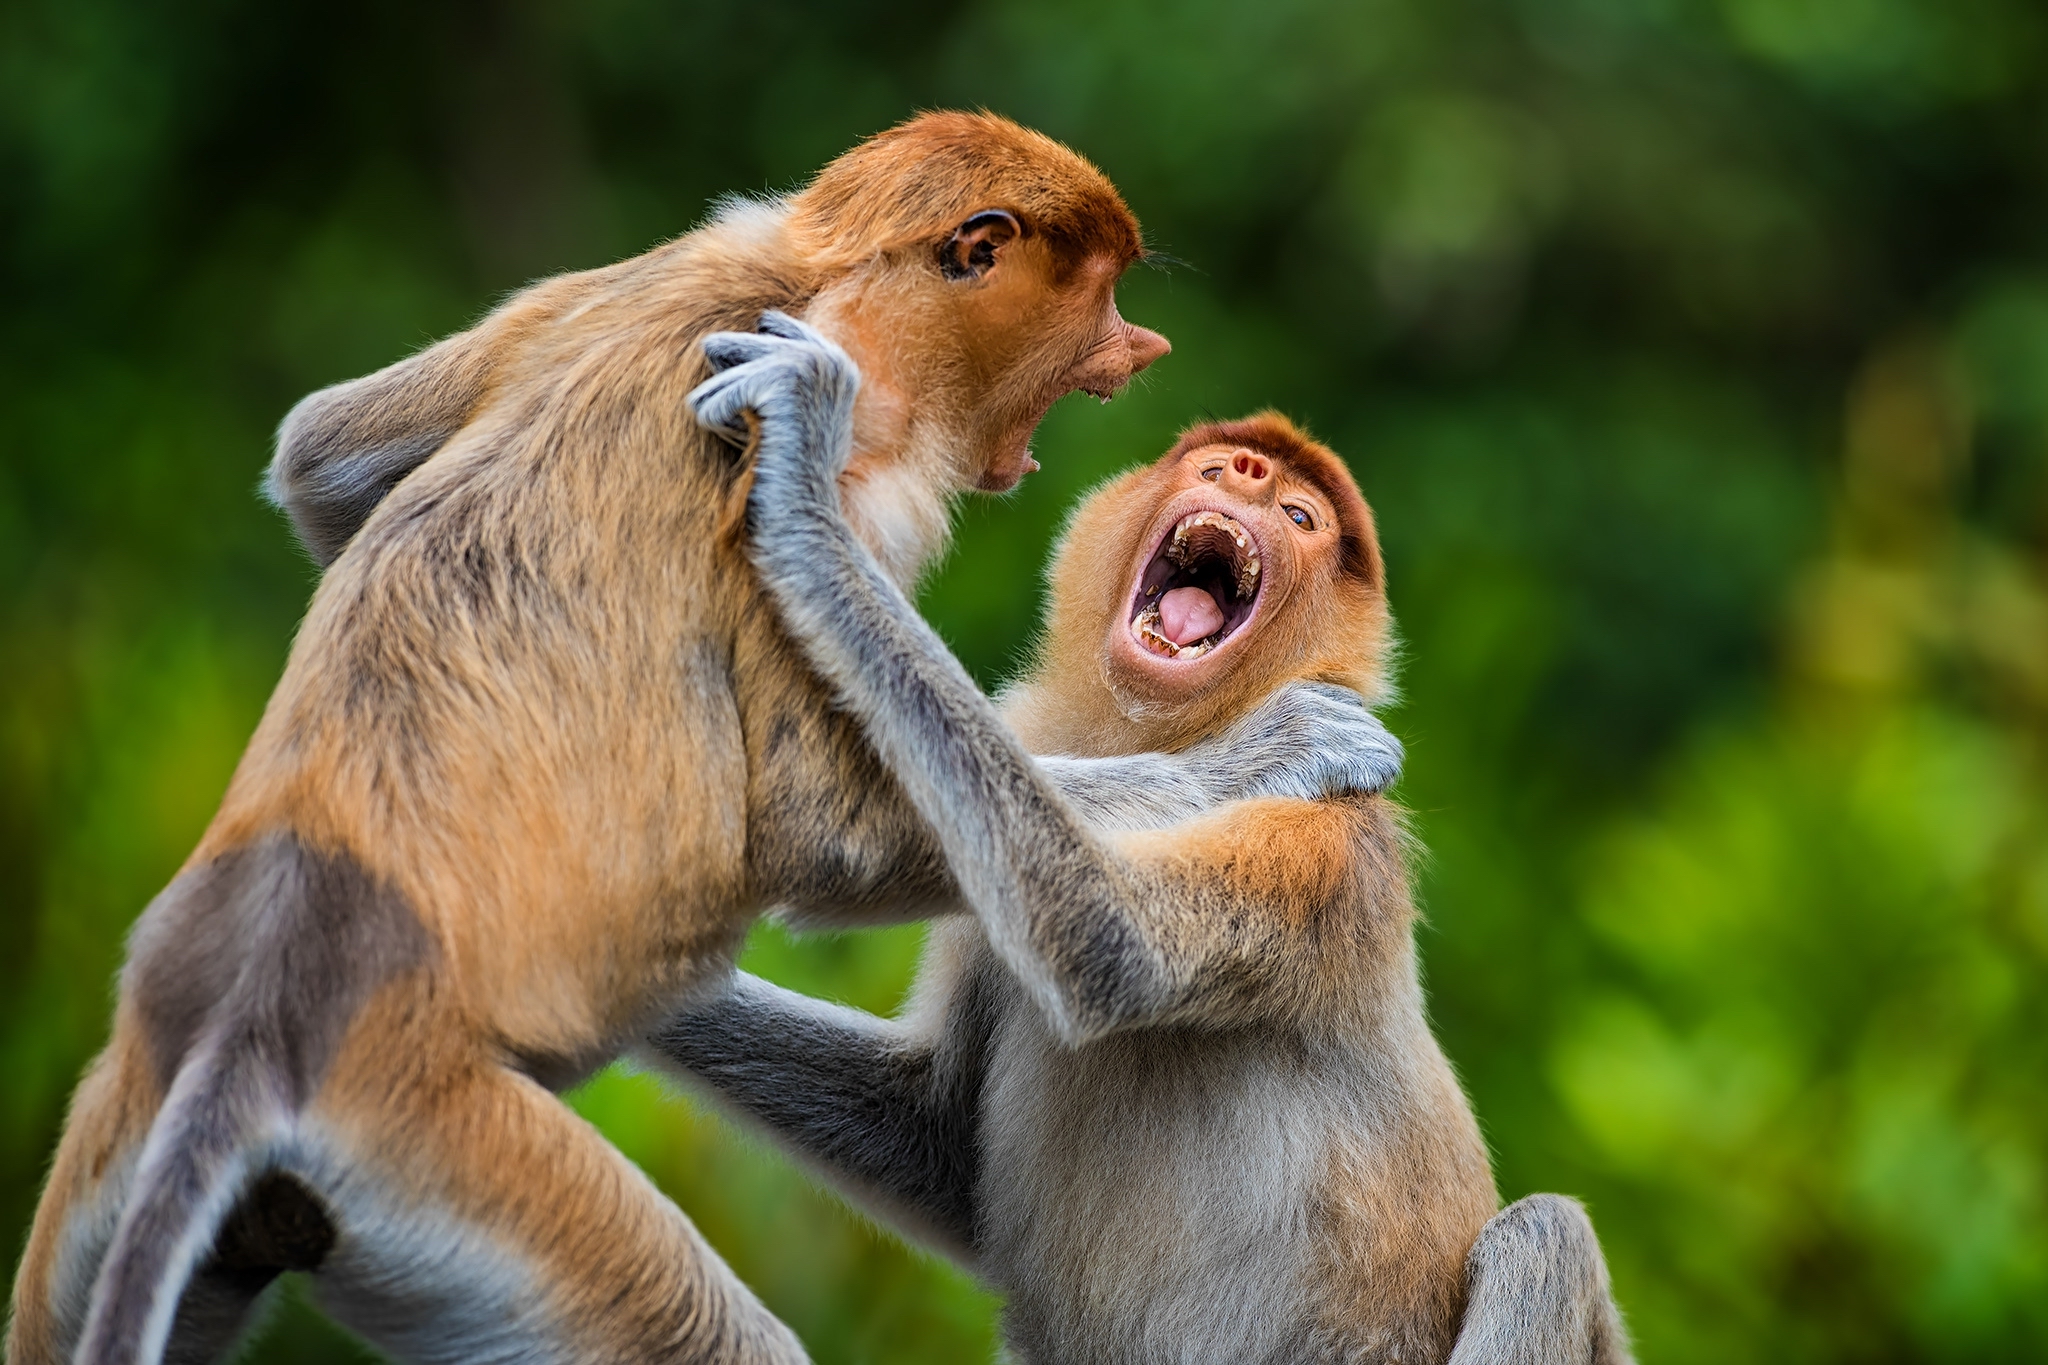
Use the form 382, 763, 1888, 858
1039, 682, 1402, 832
642, 974, 979, 1254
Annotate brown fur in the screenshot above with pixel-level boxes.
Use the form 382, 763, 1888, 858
8, 112, 1164, 1365
1011, 411, 1393, 753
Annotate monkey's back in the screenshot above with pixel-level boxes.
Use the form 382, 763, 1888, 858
183, 222, 835, 1065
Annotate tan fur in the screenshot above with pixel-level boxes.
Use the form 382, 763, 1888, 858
8, 112, 1164, 1365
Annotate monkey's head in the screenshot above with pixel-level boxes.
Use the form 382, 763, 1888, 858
789, 112, 1170, 496
1036, 413, 1390, 744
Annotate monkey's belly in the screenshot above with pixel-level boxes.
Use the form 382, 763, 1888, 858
978, 1012, 1337, 1364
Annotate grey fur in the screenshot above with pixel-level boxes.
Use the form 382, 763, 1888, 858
672, 315, 1635, 1363
644, 969, 992, 1261
693, 313, 1397, 1041
126, 837, 435, 1100
266, 334, 491, 565
1449, 1195, 1632, 1365
75, 837, 432, 1365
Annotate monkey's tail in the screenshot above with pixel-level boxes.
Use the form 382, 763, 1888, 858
72, 1035, 286, 1365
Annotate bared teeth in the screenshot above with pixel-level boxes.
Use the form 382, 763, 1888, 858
1131, 603, 1216, 661
1168, 510, 1250, 560
1168, 511, 1261, 603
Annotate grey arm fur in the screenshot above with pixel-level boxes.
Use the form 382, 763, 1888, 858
690, 314, 1399, 1043
1038, 679, 1401, 831
641, 970, 986, 1260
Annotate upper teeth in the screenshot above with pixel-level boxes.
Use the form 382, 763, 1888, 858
1168, 511, 1261, 598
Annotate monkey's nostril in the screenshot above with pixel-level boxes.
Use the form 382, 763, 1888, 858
1232, 451, 1269, 480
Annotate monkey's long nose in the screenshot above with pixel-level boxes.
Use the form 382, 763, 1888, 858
1124, 321, 1171, 375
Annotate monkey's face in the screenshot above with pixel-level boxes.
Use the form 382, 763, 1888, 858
1107, 442, 1353, 698
809, 212, 1169, 497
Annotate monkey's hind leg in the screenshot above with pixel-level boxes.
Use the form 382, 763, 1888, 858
1447, 1193, 1633, 1365
12, 1045, 366, 1365
8, 1042, 159, 1365
305, 1042, 808, 1365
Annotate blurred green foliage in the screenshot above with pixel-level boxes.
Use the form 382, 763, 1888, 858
4, 0, 2046, 1359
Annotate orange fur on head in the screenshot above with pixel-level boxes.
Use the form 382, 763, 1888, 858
1010, 412, 1393, 756
1163, 412, 1383, 589
791, 111, 1144, 274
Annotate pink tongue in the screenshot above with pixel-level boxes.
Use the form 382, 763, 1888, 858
1158, 586, 1225, 646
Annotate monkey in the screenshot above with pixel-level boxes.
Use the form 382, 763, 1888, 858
645, 316, 1635, 1364
5, 112, 1405, 1365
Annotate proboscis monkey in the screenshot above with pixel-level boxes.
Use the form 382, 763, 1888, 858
652, 317, 1635, 1364
6, 114, 1399, 1365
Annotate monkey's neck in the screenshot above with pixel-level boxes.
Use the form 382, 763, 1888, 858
998, 675, 1200, 758
838, 446, 954, 589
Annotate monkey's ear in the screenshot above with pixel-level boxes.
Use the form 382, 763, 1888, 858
938, 210, 1021, 282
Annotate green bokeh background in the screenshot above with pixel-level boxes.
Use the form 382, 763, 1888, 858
5, 0, 2046, 1360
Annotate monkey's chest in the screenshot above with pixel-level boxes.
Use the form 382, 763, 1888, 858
976, 1016, 1332, 1363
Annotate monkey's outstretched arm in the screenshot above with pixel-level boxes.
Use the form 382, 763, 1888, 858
692, 316, 1391, 1042
641, 964, 986, 1260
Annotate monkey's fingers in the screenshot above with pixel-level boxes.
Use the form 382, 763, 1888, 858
686, 365, 769, 442
756, 310, 816, 341
1220, 681, 1404, 801
700, 330, 790, 373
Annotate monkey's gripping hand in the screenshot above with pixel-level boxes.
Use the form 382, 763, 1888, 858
690, 310, 859, 499
1038, 682, 1401, 831
1199, 680, 1402, 801
688, 312, 1403, 830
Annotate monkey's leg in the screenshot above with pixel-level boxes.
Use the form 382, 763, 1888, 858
1446, 1194, 1633, 1365
14, 1042, 434, 1365
303, 1042, 808, 1365
9, 1043, 156, 1365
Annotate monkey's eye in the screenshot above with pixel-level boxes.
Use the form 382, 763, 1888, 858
1201, 466, 1223, 481
1285, 505, 1313, 528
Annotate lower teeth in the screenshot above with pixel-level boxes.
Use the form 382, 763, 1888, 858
1132, 604, 1216, 660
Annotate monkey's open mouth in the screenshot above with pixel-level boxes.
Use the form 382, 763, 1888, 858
1128, 511, 1262, 662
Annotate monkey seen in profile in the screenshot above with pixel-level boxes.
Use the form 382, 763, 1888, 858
652, 316, 1635, 1364
8, 114, 1398, 1365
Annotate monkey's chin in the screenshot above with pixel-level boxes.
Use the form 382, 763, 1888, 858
976, 446, 1041, 492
